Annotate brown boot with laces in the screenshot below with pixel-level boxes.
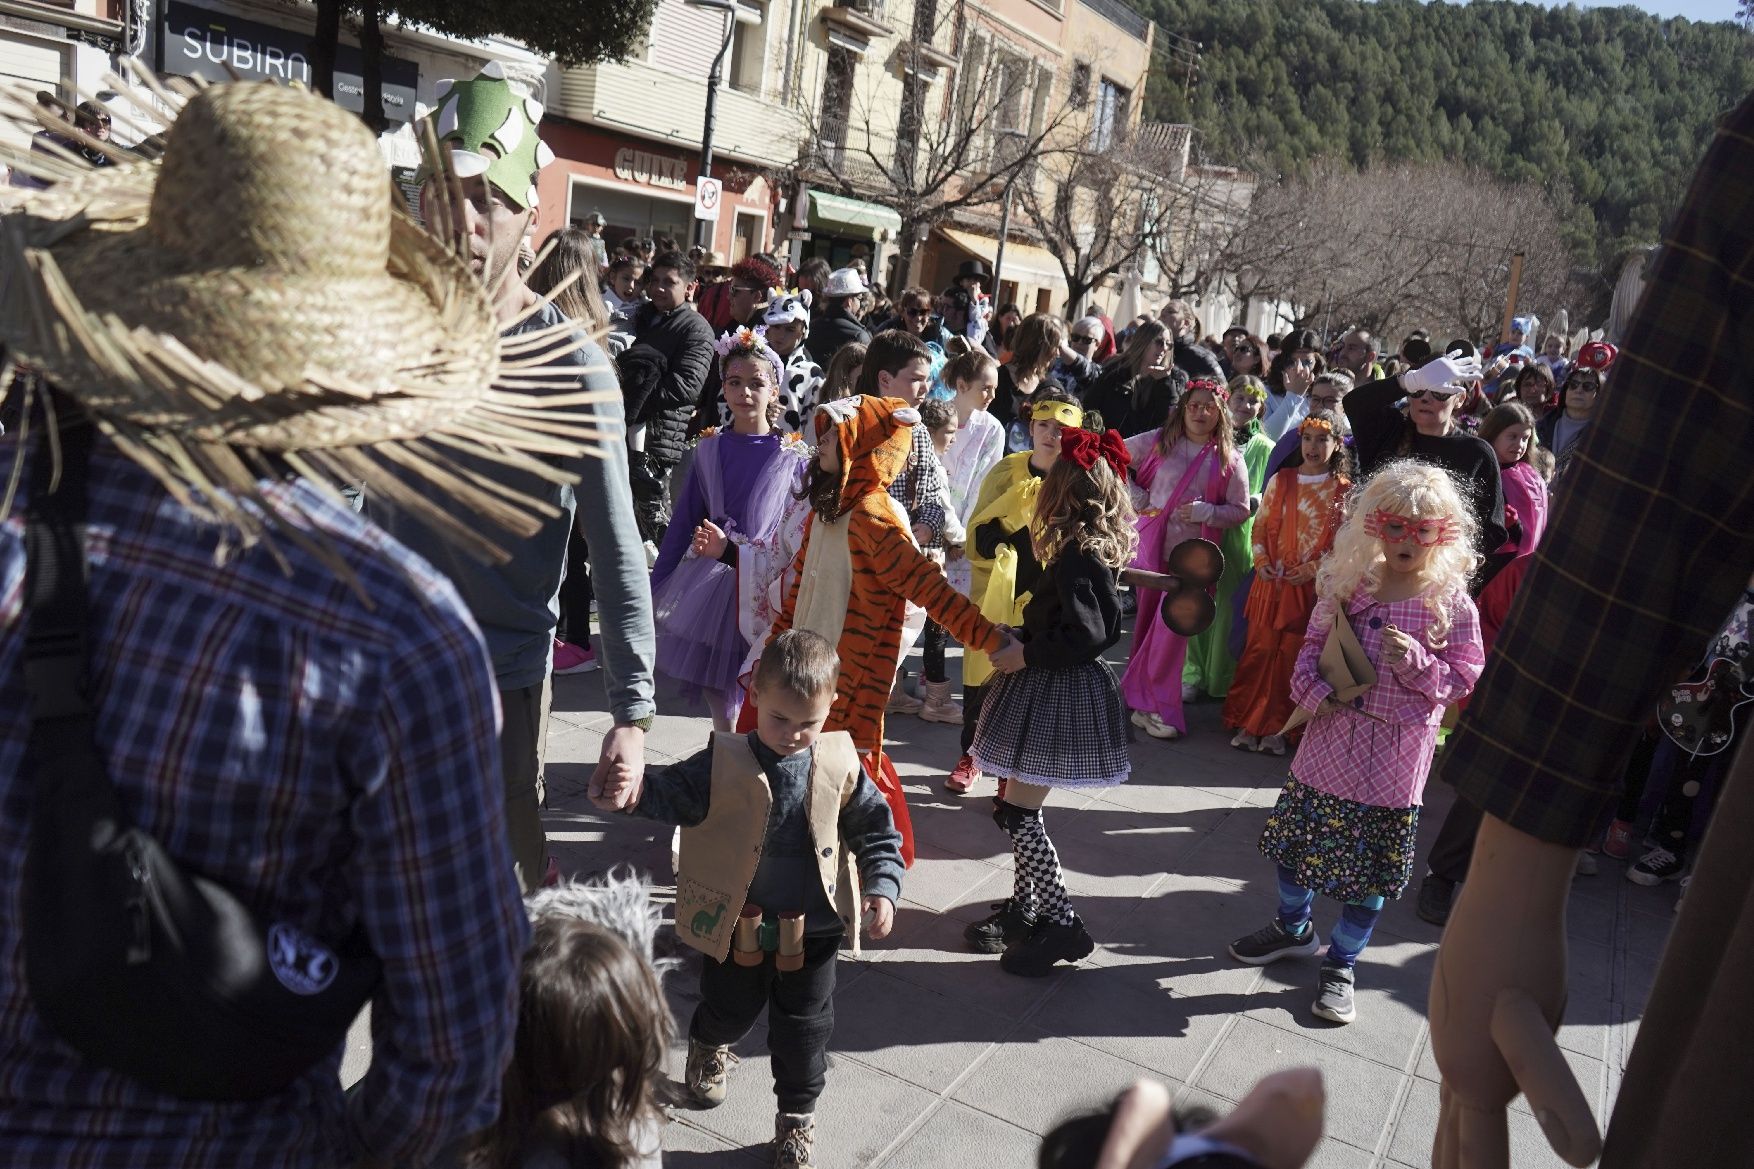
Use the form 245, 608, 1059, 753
773, 1111, 816, 1169
684, 1037, 735, 1107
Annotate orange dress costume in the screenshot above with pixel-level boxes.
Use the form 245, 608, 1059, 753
762, 396, 1003, 865
1222, 466, 1349, 739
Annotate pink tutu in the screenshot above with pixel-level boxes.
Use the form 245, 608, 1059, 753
653, 551, 747, 723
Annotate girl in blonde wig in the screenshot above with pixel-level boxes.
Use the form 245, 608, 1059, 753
1225, 460, 1485, 1026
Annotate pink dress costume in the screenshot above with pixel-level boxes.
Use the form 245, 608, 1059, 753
651, 431, 807, 725
1498, 460, 1548, 557
1120, 433, 1249, 732
1259, 585, 1485, 901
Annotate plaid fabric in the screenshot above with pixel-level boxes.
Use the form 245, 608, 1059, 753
889, 423, 947, 548
1289, 589, 1484, 809
0, 441, 529, 1168
972, 659, 1131, 788
1441, 92, 1754, 848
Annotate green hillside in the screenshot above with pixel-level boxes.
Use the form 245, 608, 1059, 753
1133, 0, 1754, 276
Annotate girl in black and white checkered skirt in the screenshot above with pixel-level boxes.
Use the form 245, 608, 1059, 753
967, 428, 1138, 976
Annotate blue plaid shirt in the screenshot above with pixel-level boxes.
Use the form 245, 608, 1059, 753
0, 438, 529, 1167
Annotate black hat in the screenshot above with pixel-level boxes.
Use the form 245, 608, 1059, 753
956, 258, 990, 283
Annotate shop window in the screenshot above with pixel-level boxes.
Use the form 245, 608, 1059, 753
568, 180, 690, 253
731, 211, 765, 263
727, 0, 767, 95
1035, 288, 1054, 316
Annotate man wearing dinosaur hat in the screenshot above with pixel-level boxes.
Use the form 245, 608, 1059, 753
385, 62, 658, 890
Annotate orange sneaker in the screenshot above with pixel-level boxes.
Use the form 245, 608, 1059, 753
945, 754, 981, 793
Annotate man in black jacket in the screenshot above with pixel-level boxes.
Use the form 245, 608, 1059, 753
620, 250, 715, 541
805, 267, 872, 368
1158, 298, 1225, 382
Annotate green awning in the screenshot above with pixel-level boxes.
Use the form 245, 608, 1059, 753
807, 190, 902, 241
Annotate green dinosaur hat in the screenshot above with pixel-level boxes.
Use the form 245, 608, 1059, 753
422, 61, 554, 211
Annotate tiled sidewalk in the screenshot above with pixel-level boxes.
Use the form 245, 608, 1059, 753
533, 651, 1677, 1169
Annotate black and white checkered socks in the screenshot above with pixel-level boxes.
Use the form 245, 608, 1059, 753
1007, 816, 1074, 926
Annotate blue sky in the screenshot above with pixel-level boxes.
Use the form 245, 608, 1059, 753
1570, 0, 1743, 21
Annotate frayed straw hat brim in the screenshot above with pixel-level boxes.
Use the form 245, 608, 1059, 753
0, 71, 622, 572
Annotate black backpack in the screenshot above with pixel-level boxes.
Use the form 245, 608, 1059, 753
20, 413, 379, 1100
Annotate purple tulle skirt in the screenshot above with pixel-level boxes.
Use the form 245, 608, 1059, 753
652, 552, 747, 723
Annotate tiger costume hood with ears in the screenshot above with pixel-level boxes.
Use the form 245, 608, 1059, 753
814, 395, 919, 517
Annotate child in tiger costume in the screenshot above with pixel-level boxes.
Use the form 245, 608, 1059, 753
756, 394, 1012, 865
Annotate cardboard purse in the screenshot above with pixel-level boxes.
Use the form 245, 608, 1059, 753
1278, 609, 1381, 735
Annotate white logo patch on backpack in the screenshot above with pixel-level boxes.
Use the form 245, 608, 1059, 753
268, 923, 340, 995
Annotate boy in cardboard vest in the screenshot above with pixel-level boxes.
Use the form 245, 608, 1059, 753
595, 630, 902, 1169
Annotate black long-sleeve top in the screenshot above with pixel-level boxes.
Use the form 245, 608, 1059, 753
1017, 547, 1124, 670
1343, 374, 1509, 557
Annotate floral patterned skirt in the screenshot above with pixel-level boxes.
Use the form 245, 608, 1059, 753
1257, 777, 1420, 902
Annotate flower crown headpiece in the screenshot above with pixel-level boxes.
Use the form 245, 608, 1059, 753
1299, 416, 1335, 436
1186, 378, 1230, 404
713, 325, 785, 390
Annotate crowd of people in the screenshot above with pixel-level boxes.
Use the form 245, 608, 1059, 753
1, 62, 1747, 1169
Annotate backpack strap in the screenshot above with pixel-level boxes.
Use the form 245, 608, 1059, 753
24, 400, 95, 726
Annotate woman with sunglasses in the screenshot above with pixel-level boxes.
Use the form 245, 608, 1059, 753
1085, 320, 1189, 439
1536, 341, 1616, 485
1341, 350, 1508, 562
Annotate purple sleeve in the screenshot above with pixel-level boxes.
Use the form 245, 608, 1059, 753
1207, 453, 1252, 528
652, 455, 709, 588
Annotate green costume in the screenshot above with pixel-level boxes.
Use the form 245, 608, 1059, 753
1184, 421, 1275, 699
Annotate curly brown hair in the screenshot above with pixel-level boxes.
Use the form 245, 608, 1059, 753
1032, 452, 1138, 570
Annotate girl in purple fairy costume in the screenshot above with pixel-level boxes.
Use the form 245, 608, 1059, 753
651, 327, 810, 728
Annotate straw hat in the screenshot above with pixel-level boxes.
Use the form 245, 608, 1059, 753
0, 71, 616, 570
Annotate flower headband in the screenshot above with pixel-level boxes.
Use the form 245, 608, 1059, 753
713, 325, 785, 389
1031, 399, 1085, 428
1299, 416, 1335, 436
1060, 427, 1130, 477
1186, 378, 1230, 404
1363, 509, 1456, 548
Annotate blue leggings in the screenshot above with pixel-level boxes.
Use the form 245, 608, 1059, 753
1275, 865, 1384, 968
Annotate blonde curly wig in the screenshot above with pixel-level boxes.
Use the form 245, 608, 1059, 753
1313, 460, 1479, 646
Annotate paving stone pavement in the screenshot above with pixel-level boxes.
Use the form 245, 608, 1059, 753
345, 634, 1679, 1167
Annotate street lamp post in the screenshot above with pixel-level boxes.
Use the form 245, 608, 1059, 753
688, 0, 740, 250
990, 128, 1026, 302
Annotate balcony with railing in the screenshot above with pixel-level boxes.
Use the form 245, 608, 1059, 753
1076, 0, 1148, 41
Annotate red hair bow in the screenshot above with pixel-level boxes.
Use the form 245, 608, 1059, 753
1061, 427, 1131, 476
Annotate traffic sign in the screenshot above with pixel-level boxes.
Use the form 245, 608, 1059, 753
694, 176, 723, 222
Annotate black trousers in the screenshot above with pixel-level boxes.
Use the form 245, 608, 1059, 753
1618, 726, 1734, 856
1426, 789, 1482, 884
692, 934, 839, 1113
960, 683, 986, 754
556, 518, 592, 646
921, 620, 948, 684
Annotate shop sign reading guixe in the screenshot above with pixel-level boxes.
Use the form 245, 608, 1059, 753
613, 147, 690, 190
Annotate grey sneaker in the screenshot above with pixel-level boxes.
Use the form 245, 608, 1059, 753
1227, 918, 1320, 965
685, 1037, 736, 1107
774, 1111, 816, 1169
1312, 962, 1356, 1024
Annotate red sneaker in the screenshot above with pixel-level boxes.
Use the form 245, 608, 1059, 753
945, 754, 981, 794
552, 637, 599, 676
1602, 819, 1635, 860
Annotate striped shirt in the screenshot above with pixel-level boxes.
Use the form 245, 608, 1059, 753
1440, 92, 1754, 846
0, 438, 529, 1168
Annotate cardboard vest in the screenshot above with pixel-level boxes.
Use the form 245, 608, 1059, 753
675, 730, 864, 962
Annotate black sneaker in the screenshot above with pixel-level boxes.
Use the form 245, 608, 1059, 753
1628, 845, 1685, 886
999, 916, 1096, 977
1416, 874, 1456, 926
1311, 962, 1357, 1024
963, 899, 1035, 953
1227, 918, 1320, 966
